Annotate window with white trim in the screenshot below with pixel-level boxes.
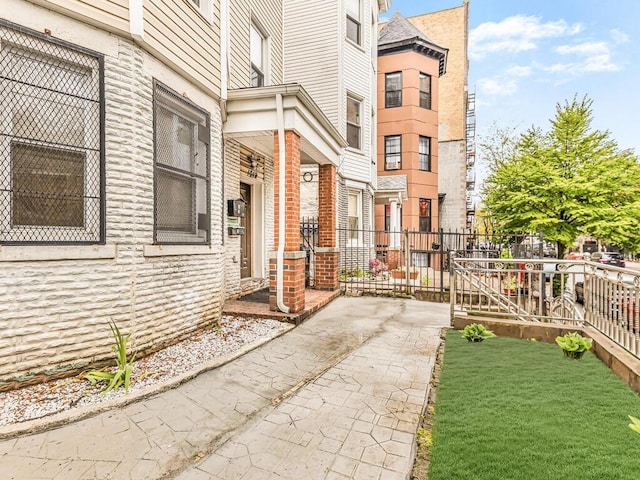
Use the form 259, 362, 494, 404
384, 135, 401, 170
347, 190, 362, 242
346, 0, 361, 45
346, 95, 361, 150
250, 23, 265, 87
153, 81, 210, 244
0, 20, 104, 244
187, 0, 213, 22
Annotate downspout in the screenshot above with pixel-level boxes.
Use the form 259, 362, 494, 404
128, 0, 144, 42
275, 93, 290, 313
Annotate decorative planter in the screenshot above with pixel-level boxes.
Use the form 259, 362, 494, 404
391, 270, 418, 280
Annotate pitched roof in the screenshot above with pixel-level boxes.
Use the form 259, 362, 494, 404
379, 11, 436, 46
378, 12, 448, 75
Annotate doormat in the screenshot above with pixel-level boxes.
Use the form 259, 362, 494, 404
238, 288, 270, 304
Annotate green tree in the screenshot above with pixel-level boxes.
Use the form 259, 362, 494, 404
482, 95, 640, 257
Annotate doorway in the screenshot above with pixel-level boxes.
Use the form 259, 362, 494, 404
240, 182, 252, 278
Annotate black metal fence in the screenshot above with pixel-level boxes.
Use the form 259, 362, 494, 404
335, 227, 546, 299
0, 19, 105, 244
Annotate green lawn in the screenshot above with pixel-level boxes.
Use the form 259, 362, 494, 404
428, 331, 640, 480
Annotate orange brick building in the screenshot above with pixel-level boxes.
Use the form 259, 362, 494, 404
375, 12, 447, 235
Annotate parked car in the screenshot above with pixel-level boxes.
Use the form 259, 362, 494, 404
598, 252, 625, 268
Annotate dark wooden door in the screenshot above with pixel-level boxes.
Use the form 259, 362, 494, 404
240, 182, 251, 278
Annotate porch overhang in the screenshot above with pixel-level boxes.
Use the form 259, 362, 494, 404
224, 84, 347, 166
374, 174, 408, 204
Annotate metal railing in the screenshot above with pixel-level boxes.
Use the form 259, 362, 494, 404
451, 257, 640, 357
336, 228, 545, 299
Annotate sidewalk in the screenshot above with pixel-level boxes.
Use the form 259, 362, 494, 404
0, 297, 449, 480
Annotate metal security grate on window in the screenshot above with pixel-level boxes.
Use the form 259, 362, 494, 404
153, 81, 210, 244
0, 20, 104, 244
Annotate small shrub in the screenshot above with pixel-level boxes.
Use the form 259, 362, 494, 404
85, 321, 136, 395
421, 276, 429, 286
416, 427, 433, 449
629, 416, 640, 436
461, 323, 496, 343
555, 332, 592, 359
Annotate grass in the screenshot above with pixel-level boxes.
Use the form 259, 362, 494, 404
428, 331, 640, 480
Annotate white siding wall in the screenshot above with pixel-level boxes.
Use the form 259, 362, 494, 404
229, 0, 283, 90
340, 0, 378, 185
283, 0, 340, 126
0, 11, 226, 385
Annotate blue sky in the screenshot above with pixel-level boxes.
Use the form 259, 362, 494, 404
385, 0, 640, 172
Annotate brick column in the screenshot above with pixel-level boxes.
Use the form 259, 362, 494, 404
270, 130, 305, 312
315, 164, 339, 290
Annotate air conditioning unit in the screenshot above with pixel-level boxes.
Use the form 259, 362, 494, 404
386, 160, 399, 170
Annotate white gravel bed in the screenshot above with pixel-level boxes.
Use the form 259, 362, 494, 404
0, 316, 288, 427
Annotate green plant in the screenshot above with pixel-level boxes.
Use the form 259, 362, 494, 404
502, 275, 518, 291
629, 416, 640, 435
85, 321, 136, 395
555, 332, 592, 359
461, 323, 497, 343
416, 427, 433, 448
500, 248, 513, 259
422, 275, 429, 286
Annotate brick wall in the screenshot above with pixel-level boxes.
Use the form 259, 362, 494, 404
0, 33, 226, 385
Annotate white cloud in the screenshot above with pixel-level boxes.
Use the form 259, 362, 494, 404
555, 41, 609, 56
477, 77, 518, 97
470, 15, 583, 60
610, 28, 630, 44
546, 41, 620, 76
505, 65, 532, 77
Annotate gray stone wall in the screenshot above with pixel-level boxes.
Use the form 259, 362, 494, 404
0, 35, 226, 383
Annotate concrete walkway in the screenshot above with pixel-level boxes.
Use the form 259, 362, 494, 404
0, 297, 449, 480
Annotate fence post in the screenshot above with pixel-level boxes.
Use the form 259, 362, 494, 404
404, 229, 410, 294
439, 228, 444, 303
449, 256, 456, 326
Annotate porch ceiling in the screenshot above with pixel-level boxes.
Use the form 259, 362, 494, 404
224, 84, 346, 166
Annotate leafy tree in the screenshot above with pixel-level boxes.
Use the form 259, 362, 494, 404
482, 95, 640, 257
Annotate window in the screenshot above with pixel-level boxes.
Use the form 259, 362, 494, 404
419, 198, 432, 232
154, 81, 210, 244
187, 0, 213, 22
346, 0, 361, 45
348, 191, 361, 241
384, 204, 402, 232
419, 136, 431, 171
250, 23, 265, 87
346, 96, 361, 150
0, 21, 104, 244
385, 72, 402, 108
384, 135, 401, 170
419, 73, 432, 109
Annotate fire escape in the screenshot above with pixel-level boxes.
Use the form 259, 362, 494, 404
465, 90, 476, 229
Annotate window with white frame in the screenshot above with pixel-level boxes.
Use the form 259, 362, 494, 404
0, 20, 104, 244
419, 72, 432, 109
153, 81, 210, 244
419, 136, 431, 171
384, 135, 401, 170
187, 0, 213, 22
347, 190, 361, 241
346, 95, 361, 150
346, 0, 361, 45
250, 23, 265, 87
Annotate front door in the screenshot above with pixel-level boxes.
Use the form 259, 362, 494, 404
240, 182, 252, 278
